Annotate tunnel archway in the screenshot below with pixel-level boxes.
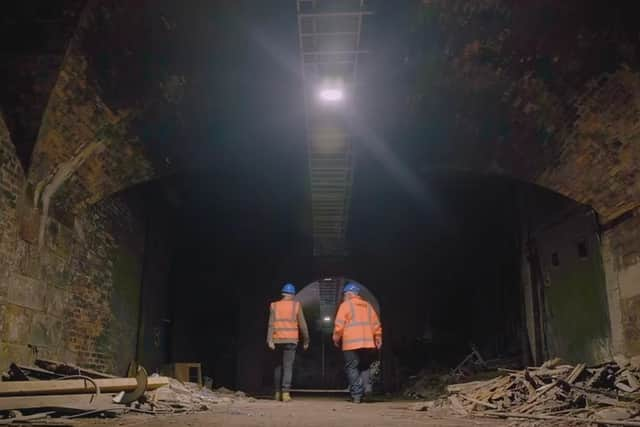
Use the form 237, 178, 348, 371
292, 277, 380, 391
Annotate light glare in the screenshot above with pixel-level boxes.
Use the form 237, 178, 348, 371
318, 88, 343, 102
323, 316, 331, 322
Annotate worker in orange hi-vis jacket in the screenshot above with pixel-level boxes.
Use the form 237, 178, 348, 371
266, 283, 309, 402
332, 282, 382, 403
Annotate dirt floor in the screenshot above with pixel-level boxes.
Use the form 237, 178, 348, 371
74, 397, 508, 427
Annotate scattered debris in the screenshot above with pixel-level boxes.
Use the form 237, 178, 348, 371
403, 345, 519, 400
414, 357, 640, 426
450, 344, 486, 379
162, 363, 202, 386
403, 369, 450, 400
149, 378, 248, 412
0, 360, 173, 422
0, 358, 252, 424
34, 359, 117, 379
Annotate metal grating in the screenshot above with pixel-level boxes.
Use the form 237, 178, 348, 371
296, 0, 372, 257
318, 277, 342, 328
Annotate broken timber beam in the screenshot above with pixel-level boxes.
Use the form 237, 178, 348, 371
0, 376, 168, 396
0, 393, 118, 411
35, 359, 116, 379
477, 410, 640, 426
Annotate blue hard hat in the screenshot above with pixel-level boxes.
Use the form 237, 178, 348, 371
281, 283, 296, 294
343, 283, 360, 294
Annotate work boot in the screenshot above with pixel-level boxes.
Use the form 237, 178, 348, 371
274, 391, 281, 401
282, 392, 292, 402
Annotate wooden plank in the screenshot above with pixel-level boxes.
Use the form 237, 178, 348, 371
35, 359, 116, 379
448, 395, 468, 415
0, 412, 56, 425
7, 364, 29, 381
0, 376, 168, 396
459, 394, 498, 409
15, 364, 63, 380
477, 410, 640, 426
567, 363, 586, 384
0, 393, 118, 411
447, 379, 495, 394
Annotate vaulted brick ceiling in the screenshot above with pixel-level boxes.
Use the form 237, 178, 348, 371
1, 0, 639, 227
0, 0, 87, 170
361, 0, 640, 221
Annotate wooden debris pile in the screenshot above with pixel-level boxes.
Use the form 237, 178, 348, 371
439, 357, 640, 425
0, 359, 170, 422
0, 358, 251, 423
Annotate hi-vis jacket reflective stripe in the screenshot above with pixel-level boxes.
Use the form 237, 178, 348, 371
271, 300, 300, 341
332, 295, 382, 351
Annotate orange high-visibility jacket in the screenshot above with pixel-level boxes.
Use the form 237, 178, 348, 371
333, 295, 382, 351
270, 300, 301, 342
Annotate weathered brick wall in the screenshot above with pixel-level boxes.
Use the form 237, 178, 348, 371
0, 114, 158, 374
62, 195, 146, 374
29, 21, 155, 220
407, 0, 640, 222
601, 210, 640, 356
0, 115, 29, 363
406, 0, 640, 358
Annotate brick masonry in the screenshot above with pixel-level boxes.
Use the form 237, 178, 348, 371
408, 1, 640, 221
0, 114, 155, 374
410, 0, 640, 358
602, 211, 640, 356
1, 0, 640, 372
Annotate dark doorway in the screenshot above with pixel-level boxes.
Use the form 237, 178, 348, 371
292, 277, 380, 390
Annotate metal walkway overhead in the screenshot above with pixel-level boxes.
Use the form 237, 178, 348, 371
296, 0, 372, 257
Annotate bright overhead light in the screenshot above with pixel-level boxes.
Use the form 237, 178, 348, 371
323, 316, 331, 322
318, 88, 343, 102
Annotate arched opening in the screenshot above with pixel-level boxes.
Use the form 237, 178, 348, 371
292, 277, 380, 391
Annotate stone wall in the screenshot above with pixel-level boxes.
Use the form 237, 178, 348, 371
0, 114, 167, 374
0, 115, 28, 364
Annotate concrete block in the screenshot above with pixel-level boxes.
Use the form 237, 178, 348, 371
6, 273, 46, 311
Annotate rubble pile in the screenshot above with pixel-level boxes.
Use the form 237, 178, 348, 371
0, 359, 248, 422
403, 369, 450, 400
415, 357, 640, 426
150, 378, 251, 412
404, 345, 519, 400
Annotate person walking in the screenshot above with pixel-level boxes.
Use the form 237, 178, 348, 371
267, 283, 309, 402
332, 283, 382, 403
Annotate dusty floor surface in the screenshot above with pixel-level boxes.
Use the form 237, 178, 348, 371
74, 397, 508, 427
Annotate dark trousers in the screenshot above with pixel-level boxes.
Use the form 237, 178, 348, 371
274, 343, 297, 392
343, 349, 377, 399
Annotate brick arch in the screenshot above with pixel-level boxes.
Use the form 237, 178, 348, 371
489, 66, 640, 223
373, 0, 640, 225
23, 0, 183, 247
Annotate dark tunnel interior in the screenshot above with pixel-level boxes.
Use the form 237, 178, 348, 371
135, 157, 587, 392
1, 0, 638, 414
